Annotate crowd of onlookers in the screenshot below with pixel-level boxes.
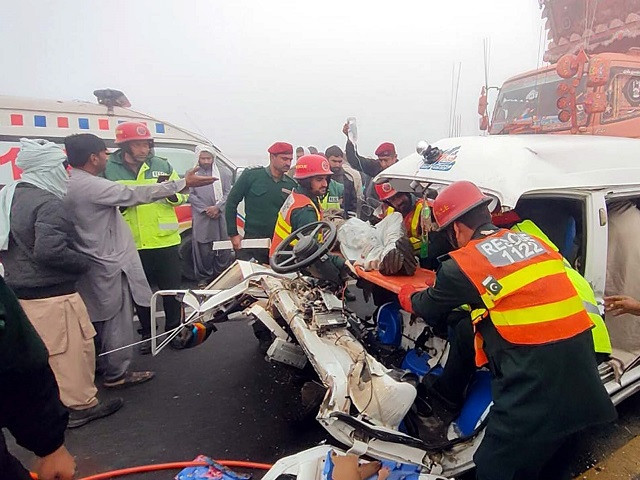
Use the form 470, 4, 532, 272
0, 120, 403, 478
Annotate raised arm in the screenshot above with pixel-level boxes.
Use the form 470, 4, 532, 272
86, 166, 213, 208
89, 175, 187, 207
345, 140, 382, 178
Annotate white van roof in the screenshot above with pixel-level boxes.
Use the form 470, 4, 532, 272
0, 94, 213, 149
377, 134, 640, 207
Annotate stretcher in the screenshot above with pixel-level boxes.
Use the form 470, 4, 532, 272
354, 266, 436, 294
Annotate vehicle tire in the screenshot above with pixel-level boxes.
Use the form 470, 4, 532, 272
179, 230, 197, 281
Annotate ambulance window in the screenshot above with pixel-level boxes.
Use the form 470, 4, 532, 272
514, 197, 586, 273
154, 147, 197, 176
154, 145, 234, 182
601, 70, 640, 124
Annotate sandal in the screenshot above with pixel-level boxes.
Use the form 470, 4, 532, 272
104, 370, 155, 389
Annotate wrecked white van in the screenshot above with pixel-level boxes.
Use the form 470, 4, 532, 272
155, 134, 640, 477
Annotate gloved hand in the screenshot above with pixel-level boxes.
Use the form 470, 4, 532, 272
379, 248, 404, 276
398, 284, 419, 314
396, 237, 418, 275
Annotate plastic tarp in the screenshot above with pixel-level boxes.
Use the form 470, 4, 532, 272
338, 213, 404, 271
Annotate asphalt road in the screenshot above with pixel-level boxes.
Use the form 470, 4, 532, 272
7, 293, 640, 479
8, 318, 328, 479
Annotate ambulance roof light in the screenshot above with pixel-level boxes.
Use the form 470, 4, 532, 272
93, 89, 131, 114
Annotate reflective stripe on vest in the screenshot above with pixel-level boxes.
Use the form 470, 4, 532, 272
319, 195, 341, 211
512, 220, 612, 354
449, 228, 593, 347
270, 192, 321, 256
114, 161, 184, 250
385, 199, 424, 253
319, 180, 343, 212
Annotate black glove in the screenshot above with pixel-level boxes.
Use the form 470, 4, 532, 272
396, 237, 418, 276
380, 248, 404, 276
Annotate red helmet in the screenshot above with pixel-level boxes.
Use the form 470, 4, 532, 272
115, 122, 153, 144
375, 182, 398, 202
294, 154, 332, 179
433, 181, 492, 229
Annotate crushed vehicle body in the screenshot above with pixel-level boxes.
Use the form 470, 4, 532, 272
152, 134, 640, 477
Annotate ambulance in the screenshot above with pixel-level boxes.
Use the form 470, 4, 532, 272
0, 89, 242, 279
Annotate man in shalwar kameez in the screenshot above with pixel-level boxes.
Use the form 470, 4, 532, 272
63, 134, 215, 388
188, 145, 233, 285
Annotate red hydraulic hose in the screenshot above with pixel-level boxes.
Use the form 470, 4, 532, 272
32, 459, 273, 480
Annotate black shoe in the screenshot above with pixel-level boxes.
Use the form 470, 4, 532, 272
68, 398, 124, 428
138, 334, 151, 355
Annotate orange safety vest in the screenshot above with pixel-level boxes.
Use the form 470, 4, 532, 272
449, 228, 594, 366
270, 192, 321, 256
385, 198, 424, 252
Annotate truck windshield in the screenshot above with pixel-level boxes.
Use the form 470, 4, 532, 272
490, 69, 587, 134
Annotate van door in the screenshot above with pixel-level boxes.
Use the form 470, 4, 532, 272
514, 191, 606, 300
583, 191, 608, 302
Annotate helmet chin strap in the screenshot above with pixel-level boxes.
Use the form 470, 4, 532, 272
445, 225, 459, 249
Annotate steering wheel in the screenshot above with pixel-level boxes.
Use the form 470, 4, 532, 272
270, 221, 337, 273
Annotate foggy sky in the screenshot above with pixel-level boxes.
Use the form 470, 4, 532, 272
1, 0, 546, 165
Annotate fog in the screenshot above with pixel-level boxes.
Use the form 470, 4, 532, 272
1, 0, 546, 164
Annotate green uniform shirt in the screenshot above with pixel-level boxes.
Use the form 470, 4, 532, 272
103, 151, 187, 250
225, 166, 297, 239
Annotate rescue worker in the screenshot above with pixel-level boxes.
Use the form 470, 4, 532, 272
324, 145, 358, 217
405, 209, 612, 443
375, 183, 426, 255
103, 122, 186, 353
225, 142, 297, 265
270, 154, 347, 272
398, 181, 616, 479
509, 216, 612, 361
271, 154, 328, 254
374, 182, 451, 270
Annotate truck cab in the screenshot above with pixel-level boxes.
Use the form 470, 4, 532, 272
484, 50, 640, 138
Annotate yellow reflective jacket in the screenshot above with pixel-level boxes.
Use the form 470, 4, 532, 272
512, 219, 612, 354
104, 152, 187, 250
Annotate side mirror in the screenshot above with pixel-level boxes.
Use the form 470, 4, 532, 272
478, 86, 488, 116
